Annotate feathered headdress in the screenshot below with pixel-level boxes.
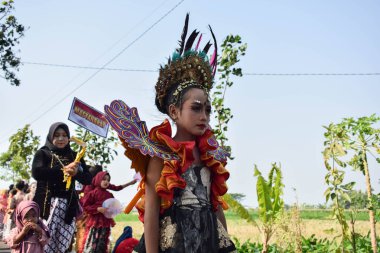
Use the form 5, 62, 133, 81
155, 13, 218, 114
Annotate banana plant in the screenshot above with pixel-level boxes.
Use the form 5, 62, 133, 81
254, 163, 284, 253
223, 193, 257, 226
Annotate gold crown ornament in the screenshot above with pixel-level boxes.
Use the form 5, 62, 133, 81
155, 13, 218, 114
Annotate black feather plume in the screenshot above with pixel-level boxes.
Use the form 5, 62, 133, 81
176, 13, 189, 55
202, 41, 212, 54
208, 25, 218, 69
184, 30, 199, 53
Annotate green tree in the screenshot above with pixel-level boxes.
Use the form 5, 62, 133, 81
323, 114, 380, 253
323, 124, 352, 251
0, 0, 26, 86
229, 193, 246, 202
70, 127, 119, 168
337, 190, 369, 210
212, 34, 247, 157
0, 124, 40, 181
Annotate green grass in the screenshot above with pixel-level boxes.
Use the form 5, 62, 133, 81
114, 209, 371, 222
299, 209, 369, 220
114, 212, 139, 222
224, 209, 258, 220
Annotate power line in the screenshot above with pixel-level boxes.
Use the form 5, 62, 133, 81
244, 72, 380, 76
22, 61, 158, 72
26, 0, 185, 126
22, 61, 380, 76
4, 0, 171, 138
0, 0, 185, 145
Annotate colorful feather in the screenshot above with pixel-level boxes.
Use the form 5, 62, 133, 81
104, 100, 179, 161
208, 25, 218, 76
195, 33, 203, 51
210, 49, 216, 67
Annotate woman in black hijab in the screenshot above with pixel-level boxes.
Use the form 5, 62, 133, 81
32, 122, 92, 253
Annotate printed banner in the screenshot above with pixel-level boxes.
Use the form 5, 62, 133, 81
68, 97, 109, 137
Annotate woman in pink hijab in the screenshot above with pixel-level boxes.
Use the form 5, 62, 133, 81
5, 200, 49, 253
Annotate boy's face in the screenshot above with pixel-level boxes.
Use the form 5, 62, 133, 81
100, 174, 110, 189
23, 209, 38, 224
174, 88, 211, 139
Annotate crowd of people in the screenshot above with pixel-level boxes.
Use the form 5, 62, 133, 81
1, 173, 138, 253
0, 123, 138, 253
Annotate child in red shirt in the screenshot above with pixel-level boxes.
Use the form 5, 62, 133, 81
80, 171, 129, 253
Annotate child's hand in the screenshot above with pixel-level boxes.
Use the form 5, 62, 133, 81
97, 207, 107, 214
31, 223, 40, 231
29, 223, 43, 235
22, 222, 34, 234
124, 179, 138, 188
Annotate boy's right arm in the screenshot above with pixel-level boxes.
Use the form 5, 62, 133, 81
144, 156, 163, 253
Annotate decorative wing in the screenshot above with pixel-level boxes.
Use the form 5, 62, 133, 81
206, 134, 230, 163
104, 100, 179, 161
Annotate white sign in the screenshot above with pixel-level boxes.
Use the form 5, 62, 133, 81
68, 97, 109, 137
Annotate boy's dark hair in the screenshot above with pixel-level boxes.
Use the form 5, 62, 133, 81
89, 165, 103, 177
15, 180, 25, 191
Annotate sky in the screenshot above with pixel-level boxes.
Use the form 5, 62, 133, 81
0, 0, 379, 208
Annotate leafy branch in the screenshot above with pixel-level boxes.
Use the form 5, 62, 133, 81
0, 0, 26, 86
212, 34, 247, 158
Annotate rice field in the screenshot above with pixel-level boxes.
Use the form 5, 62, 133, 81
109, 210, 377, 245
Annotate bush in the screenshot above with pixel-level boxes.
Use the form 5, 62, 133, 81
233, 234, 380, 253
233, 238, 281, 253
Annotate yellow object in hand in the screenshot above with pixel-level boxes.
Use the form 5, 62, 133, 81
63, 136, 87, 190
65, 174, 71, 190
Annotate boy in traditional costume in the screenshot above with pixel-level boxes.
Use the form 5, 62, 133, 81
105, 14, 236, 253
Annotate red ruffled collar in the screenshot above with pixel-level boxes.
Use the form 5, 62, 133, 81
127, 120, 230, 222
